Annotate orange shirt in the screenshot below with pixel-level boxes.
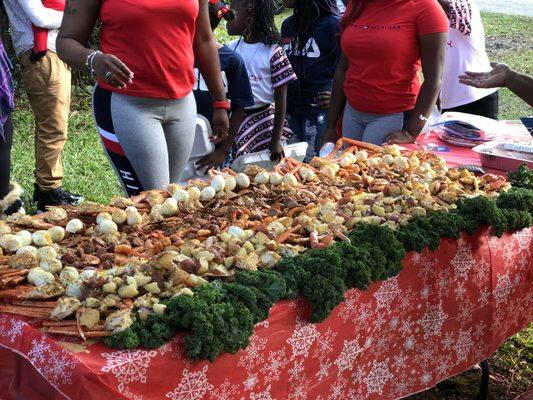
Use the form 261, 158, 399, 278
98, 0, 199, 99
341, 0, 448, 114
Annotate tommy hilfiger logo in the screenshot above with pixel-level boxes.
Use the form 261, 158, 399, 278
351, 24, 401, 30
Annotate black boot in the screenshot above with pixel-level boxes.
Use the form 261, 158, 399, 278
0, 182, 25, 218
33, 184, 83, 212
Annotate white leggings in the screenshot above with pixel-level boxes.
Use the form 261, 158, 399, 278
92, 86, 197, 196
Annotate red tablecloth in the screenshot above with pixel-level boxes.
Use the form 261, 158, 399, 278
406, 120, 532, 174
1, 227, 532, 400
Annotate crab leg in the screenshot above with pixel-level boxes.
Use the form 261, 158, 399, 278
276, 224, 302, 244
44, 326, 111, 338
0, 305, 51, 319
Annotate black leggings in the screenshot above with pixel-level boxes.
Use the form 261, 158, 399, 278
0, 115, 13, 199
442, 91, 499, 120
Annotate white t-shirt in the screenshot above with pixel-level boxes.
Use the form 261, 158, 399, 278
4, 0, 63, 57
440, 0, 498, 109
229, 39, 296, 109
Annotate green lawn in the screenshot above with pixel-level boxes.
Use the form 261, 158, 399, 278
7, 11, 533, 400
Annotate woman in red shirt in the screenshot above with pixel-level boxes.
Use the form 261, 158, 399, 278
321, 0, 448, 146
56, 0, 229, 195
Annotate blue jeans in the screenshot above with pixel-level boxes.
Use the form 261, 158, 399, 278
287, 111, 327, 162
342, 102, 404, 145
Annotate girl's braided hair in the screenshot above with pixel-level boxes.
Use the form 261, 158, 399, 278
243, 0, 280, 45
292, 0, 339, 53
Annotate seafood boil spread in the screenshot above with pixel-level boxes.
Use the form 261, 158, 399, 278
0, 139, 511, 341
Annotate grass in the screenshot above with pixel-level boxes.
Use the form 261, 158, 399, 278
7, 11, 533, 400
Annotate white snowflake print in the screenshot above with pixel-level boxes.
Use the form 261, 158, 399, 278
392, 355, 407, 371
474, 321, 487, 342
420, 372, 432, 386
454, 282, 467, 300
166, 365, 214, 400
417, 303, 448, 338
243, 374, 259, 391
436, 360, 452, 379
451, 242, 476, 280
316, 361, 332, 380
339, 292, 358, 323
417, 256, 438, 282
238, 335, 266, 372
288, 359, 305, 381
0, 318, 26, 343
42, 348, 80, 386
334, 338, 364, 374
514, 227, 532, 255
458, 301, 475, 325
122, 386, 144, 400
404, 336, 415, 350
27, 337, 51, 364
255, 319, 270, 329
363, 359, 393, 395
436, 269, 452, 296
478, 288, 491, 307
399, 317, 415, 335
209, 378, 238, 400
249, 384, 273, 400
328, 376, 349, 400
288, 378, 310, 400
454, 329, 473, 363
503, 241, 517, 265
264, 349, 289, 383
442, 332, 454, 351
355, 303, 373, 326
313, 327, 337, 361
493, 272, 513, 304
374, 277, 401, 309
287, 318, 320, 360
101, 349, 157, 393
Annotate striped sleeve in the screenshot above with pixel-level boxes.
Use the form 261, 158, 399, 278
270, 45, 297, 88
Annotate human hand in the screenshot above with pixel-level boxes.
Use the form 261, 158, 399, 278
196, 147, 229, 170
458, 62, 511, 89
383, 130, 416, 145
212, 108, 230, 142
313, 91, 331, 109
269, 140, 285, 162
92, 53, 134, 88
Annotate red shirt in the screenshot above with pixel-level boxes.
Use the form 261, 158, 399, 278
98, 0, 199, 99
341, 0, 448, 114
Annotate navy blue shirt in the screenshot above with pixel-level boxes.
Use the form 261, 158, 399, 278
281, 15, 341, 113
193, 45, 254, 123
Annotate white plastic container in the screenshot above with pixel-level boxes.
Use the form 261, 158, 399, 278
189, 116, 215, 159
230, 142, 308, 172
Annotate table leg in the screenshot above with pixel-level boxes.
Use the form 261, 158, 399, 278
477, 359, 490, 400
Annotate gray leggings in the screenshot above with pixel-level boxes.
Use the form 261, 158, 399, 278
92, 85, 196, 195
342, 102, 405, 145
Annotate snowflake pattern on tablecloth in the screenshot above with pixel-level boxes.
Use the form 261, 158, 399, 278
209, 378, 239, 400
339, 291, 358, 322
238, 335, 267, 372
454, 329, 473, 363
122, 386, 144, 400
374, 277, 400, 309
417, 303, 448, 338
458, 300, 476, 326
28, 337, 51, 364
42, 348, 80, 386
101, 349, 158, 393
316, 361, 332, 380
287, 318, 320, 360
363, 359, 393, 395
288, 359, 304, 381
166, 365, 213, 400
313, 327, 337, 361
493, 272, 513, 304
0, 317, 26, 343
334, 338, 364, 374
264, 349, 289, 383
451, 242, 476, 280
514, 227, 532, 255
328, 376, 349, 400
243, 374, 259, 391
248, 384, 273, 400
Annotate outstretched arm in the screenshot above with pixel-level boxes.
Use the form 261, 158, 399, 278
459, 63, 533, 107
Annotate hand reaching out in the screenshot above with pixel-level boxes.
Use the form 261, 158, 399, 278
458, 62, 511, 89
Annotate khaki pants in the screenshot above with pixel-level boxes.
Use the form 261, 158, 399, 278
20, 50, 71, 190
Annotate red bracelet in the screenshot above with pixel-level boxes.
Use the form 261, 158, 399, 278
213, 100, 231, 110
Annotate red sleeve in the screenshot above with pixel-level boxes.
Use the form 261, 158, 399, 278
416, 0, 450, 35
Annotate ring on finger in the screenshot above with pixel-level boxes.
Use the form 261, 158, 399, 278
104, 71, 114, 82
